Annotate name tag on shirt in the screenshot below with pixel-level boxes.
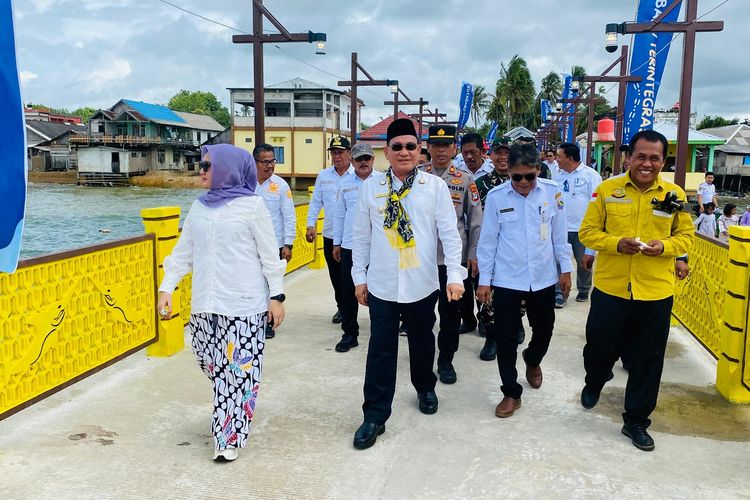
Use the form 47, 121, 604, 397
498, 207, 514, 213
652, 209, 672, 218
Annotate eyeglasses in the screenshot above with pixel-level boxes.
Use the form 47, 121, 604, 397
355, 155, 373, 162
198, 160, 211, 172
257, 159, 277, 166
511, 173, 537, 182
389, 142, 418, 152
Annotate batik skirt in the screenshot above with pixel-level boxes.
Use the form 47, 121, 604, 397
188, 312, 267, 450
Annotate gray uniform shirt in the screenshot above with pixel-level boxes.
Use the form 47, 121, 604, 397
420, 163, 482, 265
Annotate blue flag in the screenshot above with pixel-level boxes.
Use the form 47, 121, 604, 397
622, 0, 682, 145
559, 75, 572, 141
457, 81, 474, 130
0, 0, 27, 273
486, 121, 499, 144
540, 99, 551, 124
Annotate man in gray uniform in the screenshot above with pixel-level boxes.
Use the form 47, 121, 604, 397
420, 125, 482, 384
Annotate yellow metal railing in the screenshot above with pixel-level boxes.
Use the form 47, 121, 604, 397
0, 235, 158, 419
672, 233, 728, 358
673, 227, 750, 402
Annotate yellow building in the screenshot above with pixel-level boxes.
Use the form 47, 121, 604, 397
229, 78, 363, 189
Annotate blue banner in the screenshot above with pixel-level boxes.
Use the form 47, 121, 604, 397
567, 87, 578, 143
457, 81, 474, 130
622, 0, 682, 144
0, 0, 27, 273
486, 121, 499, 144
559, 74, 571, 141
540, 99, 551, 124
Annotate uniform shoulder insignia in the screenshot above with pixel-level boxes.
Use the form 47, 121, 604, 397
469, 183, 479, 203
286, 190, 293, 198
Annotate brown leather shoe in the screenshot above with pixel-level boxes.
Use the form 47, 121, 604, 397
523, 348, 543, 389
495, 396, 521, 418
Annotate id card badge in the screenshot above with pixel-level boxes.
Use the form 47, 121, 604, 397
540, 222, 548, 240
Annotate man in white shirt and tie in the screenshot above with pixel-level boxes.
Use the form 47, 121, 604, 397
306, 137, 354, 324
332, 142, 377, 353
552, 142, 602, 306
351, 118, 466, 449
477, 144, 572, 418
254, 143, 297, 339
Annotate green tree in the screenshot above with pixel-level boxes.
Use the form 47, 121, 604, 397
470, 84, 492, 128
492, 55, 536, 131
168, 90, 231, 128
538, 72, 562, 103
71, 107, 97, 123
697, 115, 739, 130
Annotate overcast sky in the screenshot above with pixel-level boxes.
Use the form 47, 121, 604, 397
14, 0, 748, 126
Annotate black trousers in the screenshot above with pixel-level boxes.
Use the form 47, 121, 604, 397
323, 236, 342, 310
437, 265, 461, 362
583, 288, 673, 428
362, 291, 439, 424
339, 248, 359, 338
458, 273, 478, 328
492, 285, 556, 398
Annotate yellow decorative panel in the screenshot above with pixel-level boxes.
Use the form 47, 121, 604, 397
0, 236, 157, 418
287, 203, 316, 273
672, 234, 727, 358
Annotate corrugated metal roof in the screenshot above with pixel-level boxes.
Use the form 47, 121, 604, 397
26, 121, 87, 141
359, 112, 427, 141
122, 99, 186, 124
653, 122, 725, 144
174, 111, 224, 132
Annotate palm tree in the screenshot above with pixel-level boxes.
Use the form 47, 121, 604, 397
538, 71, 562, 103
470, 84, 492, 128
494, 55, 536, 131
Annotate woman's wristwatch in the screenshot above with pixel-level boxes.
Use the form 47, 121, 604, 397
270, 294, 286, 303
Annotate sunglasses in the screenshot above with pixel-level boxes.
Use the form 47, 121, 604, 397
199, 160, 211, 172
511, 173, 537, 182
355, 155, 373, 162
389, 142, 418, 152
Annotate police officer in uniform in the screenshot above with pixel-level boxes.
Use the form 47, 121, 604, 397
420, 125, 482, 385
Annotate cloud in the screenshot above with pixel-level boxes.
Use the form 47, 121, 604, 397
73, 41, 85, 49
76, 58, 132, 93
19, 71, 39, 83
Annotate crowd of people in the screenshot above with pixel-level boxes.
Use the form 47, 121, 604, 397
156, 121, 697, 461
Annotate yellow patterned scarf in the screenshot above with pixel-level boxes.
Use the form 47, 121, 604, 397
383, 168, 420, 269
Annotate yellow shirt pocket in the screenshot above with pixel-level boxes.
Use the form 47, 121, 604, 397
604, 202, 632, 235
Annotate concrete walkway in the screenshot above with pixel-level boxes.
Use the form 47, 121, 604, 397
1, 267, 750, 499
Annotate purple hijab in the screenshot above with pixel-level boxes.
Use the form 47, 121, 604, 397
198, 144, 257, 207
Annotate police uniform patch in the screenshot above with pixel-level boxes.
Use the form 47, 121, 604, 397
268, 182, 279, 193
612, 187, 626, 198
450, 178, 462, 185
286, 190, 293, 199
469, 183, 479, 203
451, 192, 461, 200
555, 192, 565, 209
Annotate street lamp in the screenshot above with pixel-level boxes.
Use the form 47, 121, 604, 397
232, 0, 327, 145
605, 23, 624, 52
388, 80, 399, 94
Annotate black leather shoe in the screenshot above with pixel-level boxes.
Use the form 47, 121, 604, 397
335, 335, 359, 352
621, 423, 655, 451
353, 422, 385, 450
580, 385, 600, 409
437, 360, 457, 384
517, 324, 525, 345
331, 310, 343, 324
458, 322, 477, 334
265, 323, 275, 340
417, 391, 438, 414
479, 338, 496, 361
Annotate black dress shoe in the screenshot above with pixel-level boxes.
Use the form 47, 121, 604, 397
580, 385, 600, 409
621, 423, 655, 451
437, 360, 457, 384
335, 335, 359, 352
417, 391, 438, 414
517, 324, 525, 345
479, 338, 496, 361
331, 310, 343, 324
458, 322, 477, 334
353, 422, 385, 450
265, 323, 275, 339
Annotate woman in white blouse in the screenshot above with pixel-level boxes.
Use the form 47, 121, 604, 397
157, 144, 287, 462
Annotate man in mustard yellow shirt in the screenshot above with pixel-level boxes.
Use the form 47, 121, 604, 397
578, 130, 694, 452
